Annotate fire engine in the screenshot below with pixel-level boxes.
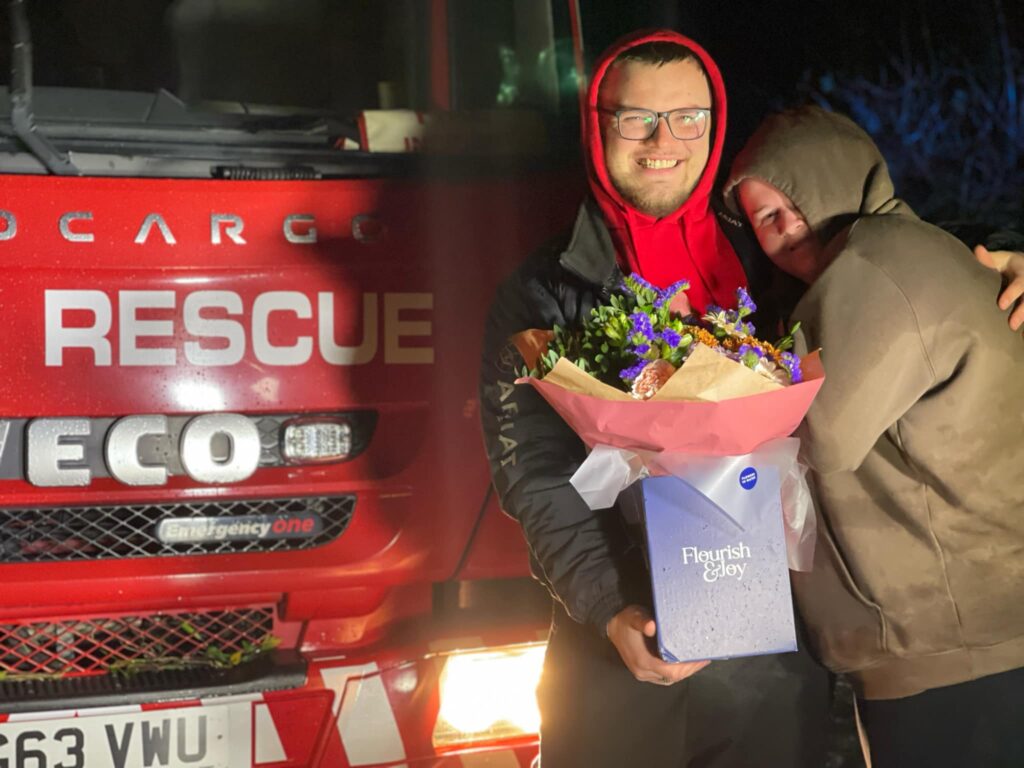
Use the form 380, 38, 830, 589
0, 1, 586, 765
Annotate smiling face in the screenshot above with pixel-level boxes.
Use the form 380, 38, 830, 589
599, 58, 712, 218
736, 178, 825, 284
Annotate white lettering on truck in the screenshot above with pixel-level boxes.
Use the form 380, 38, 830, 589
26, 413, 261, 487
44, 289, 433, 367
0, 210, 368, 246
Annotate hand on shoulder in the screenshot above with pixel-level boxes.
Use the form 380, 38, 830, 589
975, 245, 1024, 333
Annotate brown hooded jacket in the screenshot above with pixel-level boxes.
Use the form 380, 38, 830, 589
727, 107, 1024, 699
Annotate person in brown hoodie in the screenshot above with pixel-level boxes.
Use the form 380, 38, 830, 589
725, 106, 1024, 768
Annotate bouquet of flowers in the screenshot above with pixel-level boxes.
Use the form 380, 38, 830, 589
527, 275, 803, 398
513, 275, 825, 662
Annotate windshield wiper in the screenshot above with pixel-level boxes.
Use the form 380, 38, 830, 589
8, 0, 79, 174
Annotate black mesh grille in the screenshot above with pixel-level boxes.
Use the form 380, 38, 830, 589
0, 495, 355, 562
0, 608, 274, 677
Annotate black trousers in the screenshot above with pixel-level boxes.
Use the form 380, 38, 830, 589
858, 665, 1024, 768
536, 602, 831, 768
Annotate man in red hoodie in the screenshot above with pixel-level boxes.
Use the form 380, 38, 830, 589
480, 30, 830, 768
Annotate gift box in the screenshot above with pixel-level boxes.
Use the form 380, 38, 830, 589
627, 458, 796, 662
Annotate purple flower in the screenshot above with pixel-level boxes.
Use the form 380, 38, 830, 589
633, 343, 652, 355
660, 328, 683, 347
737, 343, 764, 359
654, 280, 691, 308
665, 279, 691, 295
629, 312, 655, 340
780, 352, 803, 384
736, 287, 757, 315
619, 361, 648, 382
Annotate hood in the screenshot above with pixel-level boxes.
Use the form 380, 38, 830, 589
586, 29, 728, 225
583, 29, 745, 311
724, 106, 915, 246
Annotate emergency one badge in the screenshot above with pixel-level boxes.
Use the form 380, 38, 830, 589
156, 513, 322, 544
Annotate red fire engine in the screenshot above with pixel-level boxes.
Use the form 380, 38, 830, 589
0, 1, 585, 765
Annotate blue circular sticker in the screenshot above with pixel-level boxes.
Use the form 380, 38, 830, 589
739, 467, 758, 490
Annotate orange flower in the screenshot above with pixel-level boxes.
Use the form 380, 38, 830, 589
722, 335, 787, 366
685, 326, 721, 350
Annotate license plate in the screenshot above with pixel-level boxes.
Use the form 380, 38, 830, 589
0, 702, 252, 768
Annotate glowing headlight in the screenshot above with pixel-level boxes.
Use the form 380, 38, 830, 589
432, 643, 545, 749
281, 419, 352, 463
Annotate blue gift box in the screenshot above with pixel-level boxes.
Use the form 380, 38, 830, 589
631, 462, 796, 662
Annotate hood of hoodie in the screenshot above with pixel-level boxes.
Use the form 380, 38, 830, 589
584, 29, 746, 311
723, 106, 916, 247
586, 29, 727, 225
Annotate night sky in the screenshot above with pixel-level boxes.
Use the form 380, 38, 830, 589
582, 0, 1024, 108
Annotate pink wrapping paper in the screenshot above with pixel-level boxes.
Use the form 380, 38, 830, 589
518, 350, 824, 456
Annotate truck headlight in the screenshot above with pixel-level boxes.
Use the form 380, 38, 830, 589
432, 643, 545, 749
281, 418, 352, 463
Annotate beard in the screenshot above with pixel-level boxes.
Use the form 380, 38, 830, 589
612, 176, 696, 218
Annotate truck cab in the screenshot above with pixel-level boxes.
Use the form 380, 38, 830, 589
0, 1, 584, 765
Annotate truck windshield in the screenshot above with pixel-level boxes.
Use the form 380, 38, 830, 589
0, 0, 577, 177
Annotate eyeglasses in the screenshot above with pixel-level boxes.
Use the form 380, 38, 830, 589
599, 107, 711, 141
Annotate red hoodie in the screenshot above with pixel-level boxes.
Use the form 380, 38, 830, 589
586, 29, 746, 313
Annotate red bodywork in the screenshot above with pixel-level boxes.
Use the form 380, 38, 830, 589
0, 160, 581, 765
0, 173, 578, 614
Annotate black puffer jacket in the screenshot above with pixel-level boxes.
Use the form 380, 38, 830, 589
479, 197, 767, 635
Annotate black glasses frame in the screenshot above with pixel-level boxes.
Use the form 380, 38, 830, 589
598, 107, 711, 141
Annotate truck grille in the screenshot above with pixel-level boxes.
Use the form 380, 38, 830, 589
1, 607, 274, 677
0, 495, 355, 562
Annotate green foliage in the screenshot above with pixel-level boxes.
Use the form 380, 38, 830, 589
530, 276, 698, 390
0, 669, 66, 682
106, 634, 282, 677
774, 322, 801, 352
